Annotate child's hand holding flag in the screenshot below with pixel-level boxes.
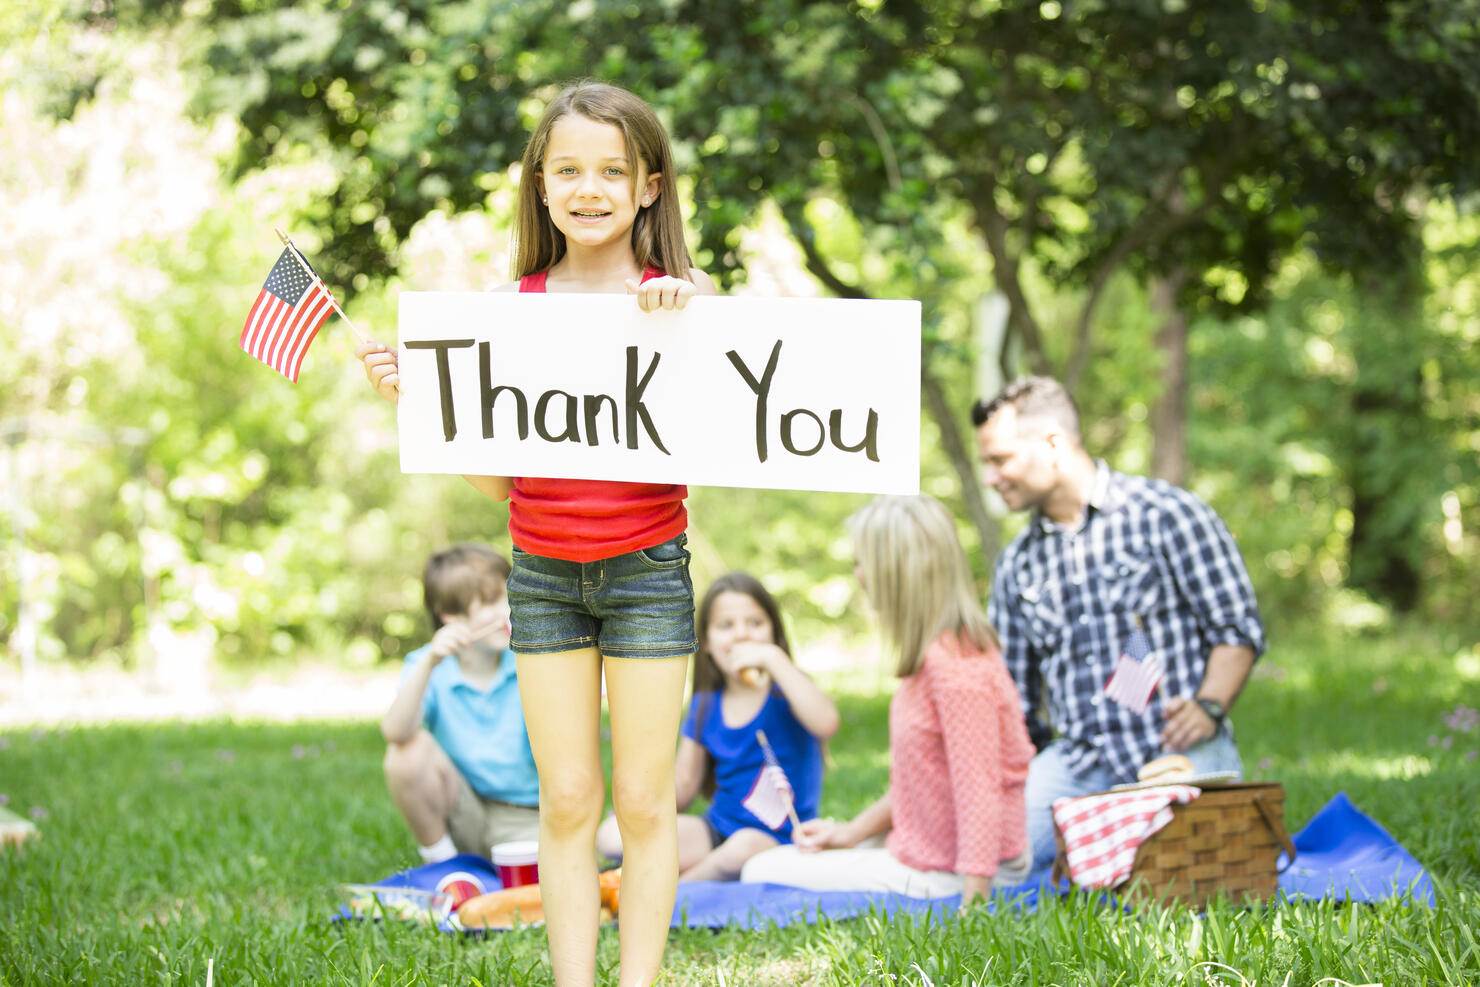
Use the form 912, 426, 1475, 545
742, 729, 804, 833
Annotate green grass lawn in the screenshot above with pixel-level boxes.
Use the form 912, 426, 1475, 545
2, 619, 1477, 986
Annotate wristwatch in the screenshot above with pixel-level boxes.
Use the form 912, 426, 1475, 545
1195, 697, 1227, 728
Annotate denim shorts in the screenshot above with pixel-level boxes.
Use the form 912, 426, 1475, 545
507, 535, 697, 659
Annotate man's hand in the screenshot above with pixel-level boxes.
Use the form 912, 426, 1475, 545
355, 341, 400, 404
1159, 695, 1218, 751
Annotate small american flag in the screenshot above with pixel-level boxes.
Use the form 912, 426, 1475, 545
240, 246, 335, 382
742, 730, 797, 832
1103, 625, 1164, 715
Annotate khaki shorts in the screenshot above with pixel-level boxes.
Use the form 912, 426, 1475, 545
446, 774, 540, 857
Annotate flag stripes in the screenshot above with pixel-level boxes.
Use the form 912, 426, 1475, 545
1103, 625, 1164, 715
240, 246, 335, 382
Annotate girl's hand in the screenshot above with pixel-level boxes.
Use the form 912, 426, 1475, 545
792, 817, 849, 853
961, 875, 994, 909
727, 640, 783, 686
626, 275, 697, 312
355, 341, 400, 404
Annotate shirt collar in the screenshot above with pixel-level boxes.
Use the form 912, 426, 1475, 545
449, 647, 517, 692
1034, 459, 1123, 532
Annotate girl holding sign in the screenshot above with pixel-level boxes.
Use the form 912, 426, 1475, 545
740, 495, 1035, 904
359, 81, 715, 987
595, 572, 838, 881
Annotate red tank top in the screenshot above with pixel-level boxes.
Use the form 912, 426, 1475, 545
505, 267, 688, 562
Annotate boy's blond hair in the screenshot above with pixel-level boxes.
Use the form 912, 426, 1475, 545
422, 544, 511, 630
849, 495, 999, 677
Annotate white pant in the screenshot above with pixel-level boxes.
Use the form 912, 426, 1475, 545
739, 839, 1032, 898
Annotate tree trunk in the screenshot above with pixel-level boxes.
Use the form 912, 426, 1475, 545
922, 363, 999, 564
1346, 269, 1428, 612
1149, 271, 1189, 486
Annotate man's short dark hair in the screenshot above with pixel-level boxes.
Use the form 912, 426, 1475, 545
971, 375, 1082, 445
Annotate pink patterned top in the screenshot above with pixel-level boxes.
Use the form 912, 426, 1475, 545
885, 632, 1034, 878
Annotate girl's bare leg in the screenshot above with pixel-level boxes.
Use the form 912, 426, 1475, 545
677, 828, 780, 883
517, 648, 605, 987
603, 654, 690, 987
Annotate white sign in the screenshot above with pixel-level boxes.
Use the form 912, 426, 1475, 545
396, 292, 921, 495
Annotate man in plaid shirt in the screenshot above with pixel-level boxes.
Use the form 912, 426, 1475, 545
975, 377, 1265, 872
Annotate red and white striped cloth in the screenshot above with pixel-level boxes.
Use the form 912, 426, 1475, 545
1051, 785, 1202, 889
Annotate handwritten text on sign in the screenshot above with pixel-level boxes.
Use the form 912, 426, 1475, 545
396, 292, 921, 494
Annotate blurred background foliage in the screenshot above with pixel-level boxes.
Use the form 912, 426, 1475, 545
1, 0, 1477, 680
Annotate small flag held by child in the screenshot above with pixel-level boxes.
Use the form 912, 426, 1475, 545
239, 244, 336, 382
1103, 624, 1164, 715
742, 729, 802, 832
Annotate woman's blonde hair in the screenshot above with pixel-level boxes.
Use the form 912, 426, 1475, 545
849, 494, 999, 677
512, 81, 692, 282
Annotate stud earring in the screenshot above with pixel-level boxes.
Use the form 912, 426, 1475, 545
642, 197, 650, 206
542, 197, 548, 205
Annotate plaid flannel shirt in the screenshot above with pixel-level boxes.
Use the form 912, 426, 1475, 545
986, 462, 1265, 784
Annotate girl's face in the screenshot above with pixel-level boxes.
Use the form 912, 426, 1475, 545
538, 113, 661, 253
704, 591, 775, 670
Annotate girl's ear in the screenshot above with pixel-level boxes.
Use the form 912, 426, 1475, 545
641, 172, 662, 207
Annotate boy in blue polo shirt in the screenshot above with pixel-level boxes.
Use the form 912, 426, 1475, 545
381, 544, 539, 863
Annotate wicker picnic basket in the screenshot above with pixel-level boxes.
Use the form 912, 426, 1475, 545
1053, 780, 1297, 908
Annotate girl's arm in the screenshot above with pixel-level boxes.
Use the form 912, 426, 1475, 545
355, 341, 513, 500
794, 788, 892, 850
731, 642, 840, 739
673, 736, 708, 812
461, 474, 514, 501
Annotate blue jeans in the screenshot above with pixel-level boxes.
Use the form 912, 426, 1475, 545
1025, 727, 1244, 873
506, 535, 696, 659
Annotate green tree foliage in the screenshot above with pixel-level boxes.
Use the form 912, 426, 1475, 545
145, 0, 1478, 606
5, 1, 1479, 674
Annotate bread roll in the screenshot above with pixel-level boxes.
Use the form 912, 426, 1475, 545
457, 883, 544, 929
1137, 753, 1195, 783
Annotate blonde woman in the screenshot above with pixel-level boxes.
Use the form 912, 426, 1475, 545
740, 495, 1034, 903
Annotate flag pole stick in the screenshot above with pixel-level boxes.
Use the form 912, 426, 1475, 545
274, 228, 367, 344
755, 729, 806, 833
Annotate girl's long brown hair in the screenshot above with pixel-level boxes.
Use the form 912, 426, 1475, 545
511, 81, 692, 282
690, 572, 793, 799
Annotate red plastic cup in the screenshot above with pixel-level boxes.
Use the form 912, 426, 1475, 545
435, 870, 488, 912
491, 840, 540, 889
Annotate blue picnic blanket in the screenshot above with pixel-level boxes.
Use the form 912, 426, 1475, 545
343, 792, 1432, 931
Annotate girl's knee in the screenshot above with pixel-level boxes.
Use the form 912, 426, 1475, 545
539, 773, 606, 833
609, 777, 673, 833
